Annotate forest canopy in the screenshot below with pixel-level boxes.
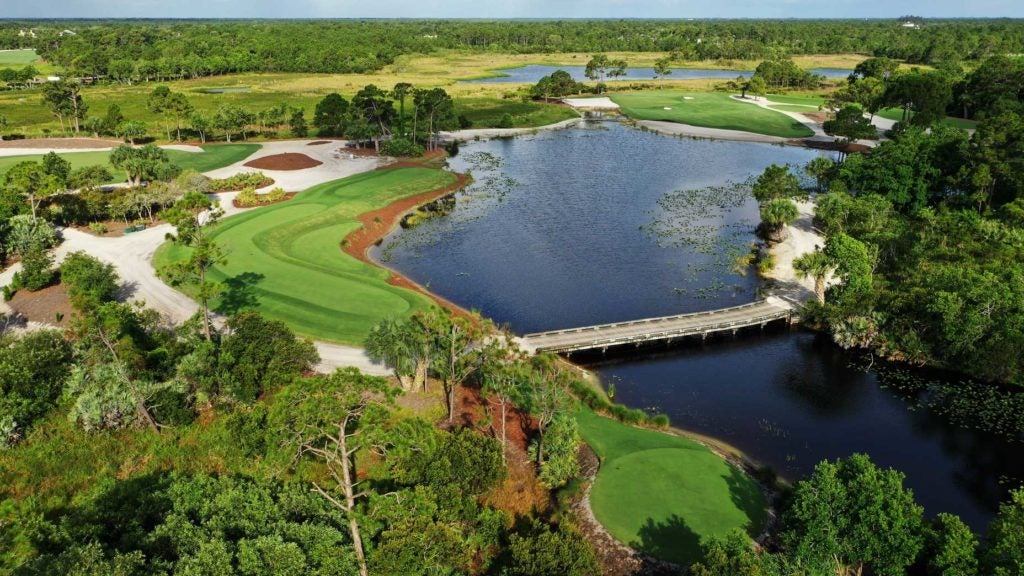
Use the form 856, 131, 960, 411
2, 19, 1024, 80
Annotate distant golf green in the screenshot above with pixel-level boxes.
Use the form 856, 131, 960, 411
0, 144, 260, 183
763, 93, 826, 106
611, 91, 815, 138
0, 49, 41, 66
877, 107, 978, 130
577, 407, 767, 565
153, 167, 457, 344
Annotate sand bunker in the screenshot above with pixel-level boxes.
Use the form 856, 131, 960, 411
244, 153, 323, 171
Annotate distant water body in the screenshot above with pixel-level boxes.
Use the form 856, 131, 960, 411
461, 64, 852, 83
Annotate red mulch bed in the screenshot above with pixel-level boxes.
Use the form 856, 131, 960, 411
7, 282, 75, 328
341, 160, 472, 317
306, 140, 332, 146
74, 219, 157, 237
0, 137, 122, 149
243, 153, 323, 171
232, 192, 298, 209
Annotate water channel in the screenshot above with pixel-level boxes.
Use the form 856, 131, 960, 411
460, 64, 853, 83
373, 120, 1024, 531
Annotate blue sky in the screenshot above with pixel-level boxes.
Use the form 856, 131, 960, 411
5, 0, 1021, 19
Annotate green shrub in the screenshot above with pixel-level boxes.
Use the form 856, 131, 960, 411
88, 222, 108, 235
236, 187, 287, 207
650, 414, 671, 428
0, 330, 74, 445
501, 519, 600, 576
209, 172, 274, 192
236, 187, 258, 207
60, 251, 120, 310
497, 113, 515, 129
20, 244, 55, 291
264, 187, 285, 202
756, 252, 776, 275
381, 137, 425, 157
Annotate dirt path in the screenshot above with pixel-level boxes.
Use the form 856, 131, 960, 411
1, 143, 390, 376
762, 200, 833, 306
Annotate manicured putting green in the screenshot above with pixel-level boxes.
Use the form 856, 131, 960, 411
576, 407, 767, 565
154, 167, 457, 344
0, 143, 260, 182
611, 91, 815, 138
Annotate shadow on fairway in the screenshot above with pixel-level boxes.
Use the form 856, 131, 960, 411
630, 513, 701, 566
217, 272, 266, 315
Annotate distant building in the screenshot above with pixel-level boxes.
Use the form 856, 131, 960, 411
46, 76, 61, 82
60, 29, 78, 37
18, 29, 37, 38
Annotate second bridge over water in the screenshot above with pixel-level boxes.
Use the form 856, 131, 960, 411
520, 297, 794, 354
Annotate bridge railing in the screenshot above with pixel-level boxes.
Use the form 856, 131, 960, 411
522, 299, 773, 339
526, 306, 792, 353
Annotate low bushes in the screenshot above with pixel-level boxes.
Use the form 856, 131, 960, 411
209, 172, 274, 192
235, 187, 288, 208
381, 137, 425, 158
60, 252, 120, 310
566, 377, 669, 428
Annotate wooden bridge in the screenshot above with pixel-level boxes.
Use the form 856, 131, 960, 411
520, 298, 794, 354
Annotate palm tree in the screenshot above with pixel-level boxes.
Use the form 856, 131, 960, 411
365, 318, 416, 390
759, 198, 800, 243
794, 250, 833, 304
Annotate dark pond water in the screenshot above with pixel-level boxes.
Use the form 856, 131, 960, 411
374, 121, 1024, 531
461, 64, 852, 83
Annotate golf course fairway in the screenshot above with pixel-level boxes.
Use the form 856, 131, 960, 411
611, 91, 815, 138
0, 143, 261, 182
154, 166, 459, 344
576, 407, 768, 565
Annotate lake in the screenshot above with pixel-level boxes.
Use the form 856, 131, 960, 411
461, 64, 853, 83
375, 120, 1024, 531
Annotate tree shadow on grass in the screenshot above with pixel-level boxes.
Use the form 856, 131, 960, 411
216, 272, 265, 316
723, 465, 769, 536
630, 513, 702, 566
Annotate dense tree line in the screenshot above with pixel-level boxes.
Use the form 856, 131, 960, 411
2, 19, 1024, 83
1, 244, 599, 574
690, 453, 1024, 576
769, 54, 1024, 386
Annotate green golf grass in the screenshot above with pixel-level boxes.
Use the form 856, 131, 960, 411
153, 167, 457, 344
768, 104, 821, 113
0, 143, 260, 183
611, 91, 815, 138
763, 93, 826, 106
577, 407, 767, 565
877, 107, 978, 130
0, 49, 41, 66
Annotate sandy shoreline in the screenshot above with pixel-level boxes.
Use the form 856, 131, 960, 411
440, 116, 582, 141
